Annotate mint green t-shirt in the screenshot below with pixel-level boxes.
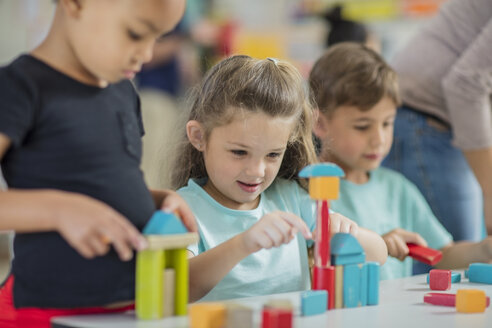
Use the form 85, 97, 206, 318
330, 167, 453, 280
177, 178, 316, 301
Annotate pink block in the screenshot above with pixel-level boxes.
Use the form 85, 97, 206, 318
429, 269, 451, 291
424, 292, 490, 307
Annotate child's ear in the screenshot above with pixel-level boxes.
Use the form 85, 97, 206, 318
313, 108, 330, 140
60, 0, 83, 18
186, 120, 205, 151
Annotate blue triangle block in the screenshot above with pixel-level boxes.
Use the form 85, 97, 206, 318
143, 211, 188, 235
331, 233, 364, 256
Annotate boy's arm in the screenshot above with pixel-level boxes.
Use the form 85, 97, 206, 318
435, 236, 492, 269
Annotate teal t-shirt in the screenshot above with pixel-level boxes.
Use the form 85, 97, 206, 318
330, 167, 453, 280
177, 178, 316, 301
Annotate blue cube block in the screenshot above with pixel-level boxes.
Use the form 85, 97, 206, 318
301, 290, 328, 316
343, 264, 361, 308
468, 263, 492, 284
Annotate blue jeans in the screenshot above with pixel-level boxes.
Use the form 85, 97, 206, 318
383, 106, 484, 274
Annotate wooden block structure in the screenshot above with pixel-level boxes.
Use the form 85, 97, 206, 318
225, 303, 254, 328
468, 263, 492, 284
301, 290, 328, 316
135, 211, 199, 320
299, 163, 344, 310
331, 233, 380, 308
429, 269, 451, 291
456, 289, 487, 313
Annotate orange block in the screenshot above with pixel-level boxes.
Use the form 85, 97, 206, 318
189, 303, 226, 328
456, 289, 487, 313
309, 177, 339, 200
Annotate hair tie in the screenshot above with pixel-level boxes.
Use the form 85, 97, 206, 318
267, 57, 279, 66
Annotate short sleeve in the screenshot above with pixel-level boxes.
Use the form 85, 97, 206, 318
403, 180, 453, 250
0, 65, 36, 148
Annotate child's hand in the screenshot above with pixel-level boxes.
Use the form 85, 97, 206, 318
382, 228, 427, 261
330, 212, 359, 235
240, 211, 312, 254
54, 191, 147, 261
158, 190, 197, 232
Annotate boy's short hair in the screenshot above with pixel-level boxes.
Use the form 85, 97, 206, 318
309, 42, 401, 117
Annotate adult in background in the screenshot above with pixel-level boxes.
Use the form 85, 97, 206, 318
383, 0, 492, 265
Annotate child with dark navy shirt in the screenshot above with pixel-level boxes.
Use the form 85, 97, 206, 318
0, 1, 195, 327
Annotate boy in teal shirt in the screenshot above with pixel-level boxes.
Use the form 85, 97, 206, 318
309, 42, 492, 279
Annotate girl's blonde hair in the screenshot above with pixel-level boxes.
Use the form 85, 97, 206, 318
171, 55, 317, 190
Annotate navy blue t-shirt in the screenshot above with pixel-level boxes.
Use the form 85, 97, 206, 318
0, 55, 156, 308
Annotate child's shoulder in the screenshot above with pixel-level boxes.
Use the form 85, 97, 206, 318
372, 167, 422, 195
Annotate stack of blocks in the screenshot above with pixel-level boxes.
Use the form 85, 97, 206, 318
299, 163, 380, 311
135, 211, 199, 319
424, 264, 492, 313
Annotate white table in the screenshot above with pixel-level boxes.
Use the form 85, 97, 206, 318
51, 272, 492, 328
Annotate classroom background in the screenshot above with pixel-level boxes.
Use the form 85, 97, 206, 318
0, 0, 448, 282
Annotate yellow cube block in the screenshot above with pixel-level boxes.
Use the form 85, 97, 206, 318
456, 289, 487, 313
309, 177, 340, 200
189, 303, 226, 328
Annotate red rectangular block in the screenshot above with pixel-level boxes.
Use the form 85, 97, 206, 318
407, 243, 442, 265
429, 269, 451, 291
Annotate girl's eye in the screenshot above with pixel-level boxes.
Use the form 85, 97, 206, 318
267, 152, 282, 159
354, 125, 369, 131
383, 121, 395, 128
128, 30, 143, 41
231, 150, 247, 156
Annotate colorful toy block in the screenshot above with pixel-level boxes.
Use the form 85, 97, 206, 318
359, 263, 368, 306
426, 271, 461, 284
334, 265, 343, 309
312, 265, 335, 309
299, 163, 344, 200
135, 211, 199, 320
468, 263, 492, 284
143, 211, 188, 235
264, 299, 293, 310
190, 303, 226, 328
331, 233, 366, 265
406, 243, 442, 265
367, 262, 380, 305
424, 292, 490, 307
301, 290, 328, 316
456, 289, 487, 313
261, 307, 293, 328
343, 263, 361, 308
225, 303, 253, 328
429, 269, 451, 291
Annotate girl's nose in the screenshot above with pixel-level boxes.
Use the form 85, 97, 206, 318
246, 159, 266, 177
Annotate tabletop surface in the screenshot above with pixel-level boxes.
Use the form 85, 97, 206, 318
51, 271, 492, 328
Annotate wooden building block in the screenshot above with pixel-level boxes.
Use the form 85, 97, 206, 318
136, 249, 164, 319
143, 211, 188, 235
261, 307, 293, 328
468, 263, 492, 284
225, 303, 253, 328
367, 262, 380, 305
300, 290, 328, 316
456, 289, 487, 313
429, 269, 451, 291
331, 233, 365, 266
424, 292, 490, 307
190, 303, 226, 328
309, 177, 340, 199
407, 243, 442, 265
334, 265, 343, 309
343, 263, 361, 308
359, 263, 368, 306
312, 265, 335, 309
426, 271, 461, 284
264, 299, 293, 310
162, 268, 175, 317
